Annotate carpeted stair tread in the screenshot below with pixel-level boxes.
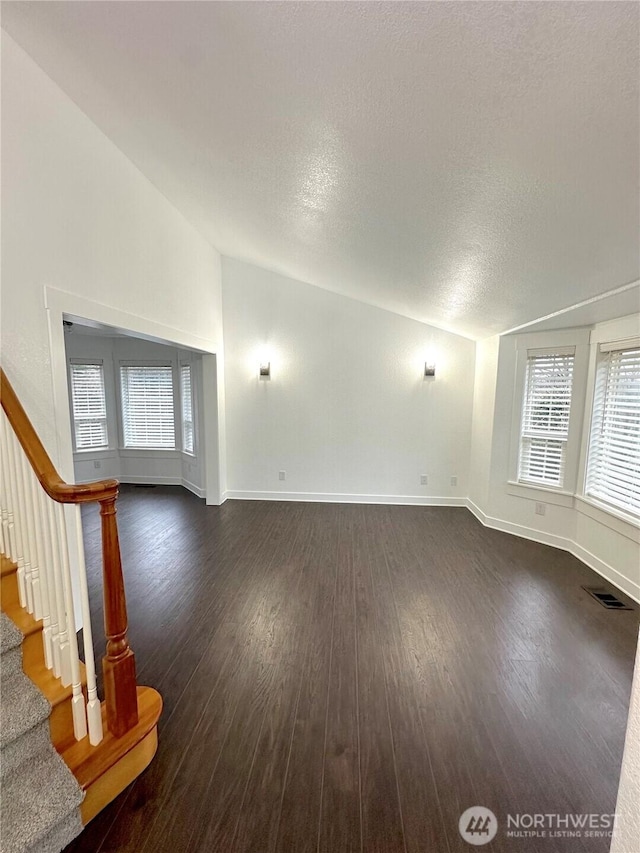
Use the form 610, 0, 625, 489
1, 572, 84, 853
0, 670, 50, 749
1, 720, 51, 781
0, 744, 84, 853
1, 611, 23, 655
2, 646, 24, 680
30, 810, 84, 853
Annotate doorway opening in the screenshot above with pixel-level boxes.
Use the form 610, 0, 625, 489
59, 314, 220, 503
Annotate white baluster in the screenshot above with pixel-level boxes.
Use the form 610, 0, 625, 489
0, 415, 12, 559
0, 417, 7, 555
73, 505, 103, 745
20, 451, 42, 619
11, 434, 33, 612
56, 504, 88, 741
4, 426, 26, 606
22, 461, 43, 620
36, 487, 55, 670
46, 498, 64, 679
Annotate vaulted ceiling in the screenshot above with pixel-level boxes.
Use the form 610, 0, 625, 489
3, 1, 638, 338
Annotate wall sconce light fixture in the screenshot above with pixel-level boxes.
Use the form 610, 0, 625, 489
259, 361, 271, 379
424, 362, 436, 379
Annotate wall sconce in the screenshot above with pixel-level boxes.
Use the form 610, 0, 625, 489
424, 362, 436, 379
259, 361, 271, 379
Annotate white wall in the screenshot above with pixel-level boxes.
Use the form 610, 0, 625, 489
222, 258, 476, 502
469, 335, 500, 510
0, 33, 224, 498
64, 333, 206, 496
468, 314, 640, 603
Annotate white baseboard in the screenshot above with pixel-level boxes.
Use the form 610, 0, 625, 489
118, 475, 206, 499
182, 479, 206, 499
466, 499, 487, 525
466, 499, 572, 550
225, 490, 467, 506
205, 490, 228, 506
466, 499, 640, 604
570, 542, 640, 604
97, 480, 639, 602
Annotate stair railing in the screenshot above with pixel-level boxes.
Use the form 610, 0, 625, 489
0, 368, 138, 743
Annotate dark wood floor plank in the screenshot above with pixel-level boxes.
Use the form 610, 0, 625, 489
63, 489, 639, 853
355, 506, 407, 853
317, 507, 362, 853
71, 497, 287, 853
387, 506, 629, 852
390, 510, 563, 851
234, 503, 340, 853
271, 504, 340, 853
139, 502, 312, 853
169, 501, 324, 852
380, 506, 508, 852
370, 506, 451, 853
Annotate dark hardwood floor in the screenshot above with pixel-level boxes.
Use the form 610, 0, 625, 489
65, 486, 639, 852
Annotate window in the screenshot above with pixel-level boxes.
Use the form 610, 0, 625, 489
120, 365, 175, 448
180, 363, 194, 453
586, 343, 640, 517
518, 349, 575, 488
69, 363, 108, 450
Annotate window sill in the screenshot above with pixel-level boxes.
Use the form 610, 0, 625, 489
506, 480, 575, 508
73, 448, 116, 458
575, 495, 640, 542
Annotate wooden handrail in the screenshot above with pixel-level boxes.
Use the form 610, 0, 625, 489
1, 369, 119, 504
1, 367, 138, 738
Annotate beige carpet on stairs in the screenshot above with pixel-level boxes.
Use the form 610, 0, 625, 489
0, 612, 84, 853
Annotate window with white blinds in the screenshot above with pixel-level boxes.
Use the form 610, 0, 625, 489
518, 349, 575, 488
180, 364, 194, 453
120, 365, 176, 448
586, 344, 640, 517
70, 363, 108, 450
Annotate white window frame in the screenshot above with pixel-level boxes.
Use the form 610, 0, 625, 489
180, 362, 195, 455
118, 361, 178, 450
68, 360, 109, 452
577, 315, 640, 528
507, 330, 590, 506
517, 346, 576, 489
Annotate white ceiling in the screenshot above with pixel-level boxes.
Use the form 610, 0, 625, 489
3, 1, 639, 339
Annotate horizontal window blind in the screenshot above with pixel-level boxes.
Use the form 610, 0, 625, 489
70, 363, 108, 450
181, 364, 194, 453
586, 346, 640, 516
120, 365, 175, 448
518, 351, 574, 487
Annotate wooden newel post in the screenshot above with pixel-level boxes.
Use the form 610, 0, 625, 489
99, 496, 138, 737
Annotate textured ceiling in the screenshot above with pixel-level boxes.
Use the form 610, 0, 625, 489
3, 1, 639, 339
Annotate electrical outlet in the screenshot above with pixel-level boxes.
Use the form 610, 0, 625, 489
93, 460, 101, 469
450, 475, 458, 486
279, 471, 286, 481
535, 502, 546, 516
420, 474, 428, 485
